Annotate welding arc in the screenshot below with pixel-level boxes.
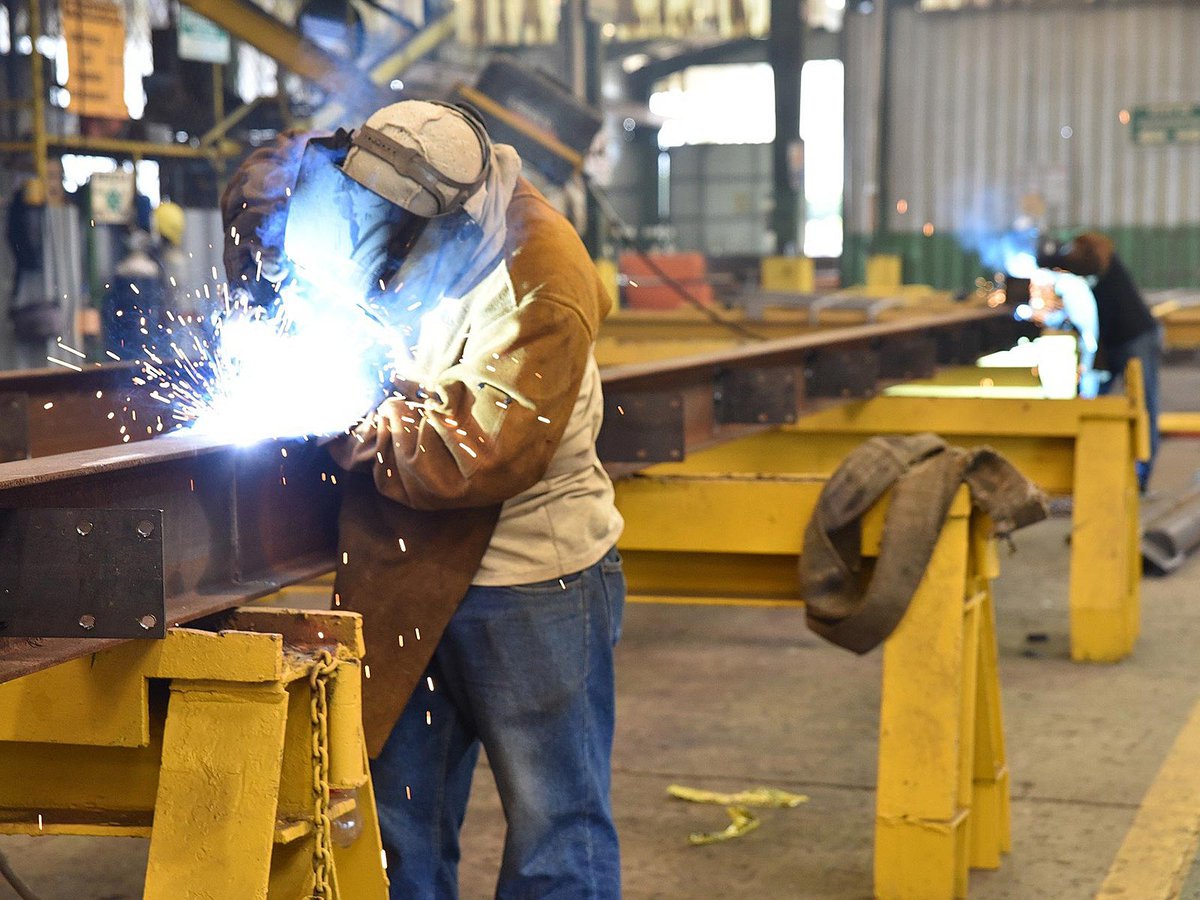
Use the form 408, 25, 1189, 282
0, 846, 42, 900
584, 178, 768, 342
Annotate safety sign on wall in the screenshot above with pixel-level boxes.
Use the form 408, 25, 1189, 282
89, 170, 135, 225
177, 7, 232, 65
1131, 104, 1200, 146
62, 0, 127, 120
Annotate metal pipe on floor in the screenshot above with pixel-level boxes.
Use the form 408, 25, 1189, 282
1142, 485, 1200, 574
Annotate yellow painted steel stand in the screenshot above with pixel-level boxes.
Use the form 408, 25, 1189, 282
616, 475, 1010, 898
0, 609, 388, 899
640, 362, 1148, 662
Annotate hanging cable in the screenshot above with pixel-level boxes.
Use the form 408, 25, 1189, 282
583, 177, 768, 342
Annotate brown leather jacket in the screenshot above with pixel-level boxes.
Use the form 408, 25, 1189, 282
223, 142, 611, 754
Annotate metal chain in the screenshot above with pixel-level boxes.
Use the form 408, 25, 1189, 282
309, 649, 340, 899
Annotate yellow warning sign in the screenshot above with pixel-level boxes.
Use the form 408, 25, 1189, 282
62, 0, 127, 120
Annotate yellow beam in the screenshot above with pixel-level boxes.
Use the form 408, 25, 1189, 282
369, 12, 457, 83
616, 474, 971, 599
50, 134, 227, 160
788, 393, 1138, 438
1161, 412, 1200, 435
642, 428, 1077, 495
200, 94, 271, 148
179, 0, 369, 98
455, 84, 585, 170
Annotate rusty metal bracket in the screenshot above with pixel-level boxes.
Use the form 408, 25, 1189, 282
805, 348, 880, 399
0, 508, 165, 639
0, 393, 29, 463
597, 393, 685, 463
715, 366, 799, 425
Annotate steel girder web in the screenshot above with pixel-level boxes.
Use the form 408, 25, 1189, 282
0, 434, 338, 683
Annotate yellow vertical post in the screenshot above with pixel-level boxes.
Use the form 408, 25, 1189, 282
967, 515, 1010, 869
144, 680, 290, 899
874, 501, 974, 899
1069, 416, 1139, 661
969, 587, 1011, 868
27, 0, 48, 198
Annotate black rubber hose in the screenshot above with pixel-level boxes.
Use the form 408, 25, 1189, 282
0, 846, 43, 900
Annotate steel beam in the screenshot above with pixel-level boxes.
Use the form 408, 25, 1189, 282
1, 308, 1033, 462
0, 363, 156, 458
597, 308, 1034, 467
0, 307, 1028, 676
0, 435, 338, 682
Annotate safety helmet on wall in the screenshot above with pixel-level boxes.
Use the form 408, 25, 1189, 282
154, 201, 186, 247
341, 100, 492, 218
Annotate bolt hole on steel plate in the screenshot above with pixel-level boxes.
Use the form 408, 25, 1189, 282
0, 508, 166, 639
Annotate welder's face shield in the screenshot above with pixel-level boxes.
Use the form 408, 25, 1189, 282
282, 129, 488, 326
283, 130, 430, 304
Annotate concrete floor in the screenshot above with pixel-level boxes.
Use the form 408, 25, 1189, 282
5, 369, 1200, 899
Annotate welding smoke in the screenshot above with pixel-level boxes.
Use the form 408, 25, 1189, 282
957, 225, 1040, 279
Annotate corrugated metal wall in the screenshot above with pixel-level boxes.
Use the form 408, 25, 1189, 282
845, 1, 1200, 288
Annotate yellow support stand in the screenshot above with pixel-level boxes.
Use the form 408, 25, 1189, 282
616, 475, 1009, 897
761, 256, 815, 293
645, 360, 1147, 663
0, 609, 388, 899
866, 254, 904, 290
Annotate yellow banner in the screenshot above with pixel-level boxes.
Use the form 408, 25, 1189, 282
62, 0, 127, 120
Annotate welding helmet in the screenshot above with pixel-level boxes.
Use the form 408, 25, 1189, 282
283, 100, 493, 310
1036, 236, 1067, 271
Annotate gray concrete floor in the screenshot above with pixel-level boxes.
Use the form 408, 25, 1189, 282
5, 369, 1200, 899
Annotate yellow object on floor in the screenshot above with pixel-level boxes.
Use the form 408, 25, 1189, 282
667, 785, 810, 808
686, 806, 761, 846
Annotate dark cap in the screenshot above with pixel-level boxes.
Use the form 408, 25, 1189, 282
1036, 236, 1067, 270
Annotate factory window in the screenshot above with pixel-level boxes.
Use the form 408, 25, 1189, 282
649, 60, 844, 258
800, 59, 844, 258
650, 64, 776, 148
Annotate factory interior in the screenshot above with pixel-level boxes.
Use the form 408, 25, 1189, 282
3, 1, 1200, 898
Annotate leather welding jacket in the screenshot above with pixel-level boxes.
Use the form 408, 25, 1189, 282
222, 148, 613, 755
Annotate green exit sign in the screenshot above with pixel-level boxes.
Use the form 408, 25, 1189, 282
1131, 104, 1200, 145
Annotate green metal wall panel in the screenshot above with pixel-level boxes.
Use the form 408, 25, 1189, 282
842, 226, 1200, 293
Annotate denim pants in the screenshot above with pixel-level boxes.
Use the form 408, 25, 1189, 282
1099, 326, 1162, 492
371, 547, 625, 900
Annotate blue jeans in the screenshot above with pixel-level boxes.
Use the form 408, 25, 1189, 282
371, 547, 626, 899
1099, 326, 1162, 492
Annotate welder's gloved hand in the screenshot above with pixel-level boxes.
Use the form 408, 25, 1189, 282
220, 129, 320, 296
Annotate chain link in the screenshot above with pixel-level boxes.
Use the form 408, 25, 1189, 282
309, 649, 340, 899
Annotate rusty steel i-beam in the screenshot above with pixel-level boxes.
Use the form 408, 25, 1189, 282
0, 308, 1032, 682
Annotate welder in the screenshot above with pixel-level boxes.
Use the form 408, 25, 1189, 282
1038, 232, 1161, 492
221, 99, 625, 898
